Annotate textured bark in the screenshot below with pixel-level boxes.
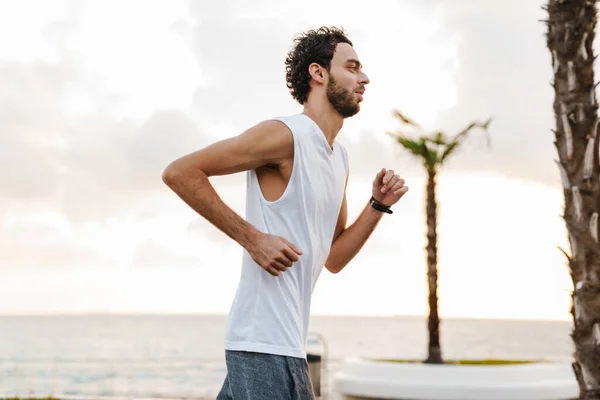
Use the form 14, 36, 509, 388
424, 169, 442, 364
546, 0, 600, 397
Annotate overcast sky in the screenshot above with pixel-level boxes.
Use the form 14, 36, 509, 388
0, 0, 577, 320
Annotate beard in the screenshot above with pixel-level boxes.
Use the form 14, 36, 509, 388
326, 75, 360, 118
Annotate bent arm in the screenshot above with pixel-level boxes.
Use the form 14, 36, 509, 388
324, 176, 384, 273
324, 202, 383, 274
161, 120, 293, 249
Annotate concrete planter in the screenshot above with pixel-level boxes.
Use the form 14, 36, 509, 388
331, 357, 578, 400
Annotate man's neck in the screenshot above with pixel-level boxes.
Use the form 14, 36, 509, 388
302, 102, 344, 147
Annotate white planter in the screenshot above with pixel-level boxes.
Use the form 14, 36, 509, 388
331, 357, 578, 400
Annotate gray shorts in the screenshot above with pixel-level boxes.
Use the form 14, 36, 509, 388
216, 350, 316, 400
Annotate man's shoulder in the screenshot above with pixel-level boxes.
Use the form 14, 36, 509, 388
268, 113, 306, 126
266, 113, 314, 137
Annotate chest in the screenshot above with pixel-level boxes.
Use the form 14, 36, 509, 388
300, 150, 347, 218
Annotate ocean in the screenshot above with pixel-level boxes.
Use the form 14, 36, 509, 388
0, 314, 574, 399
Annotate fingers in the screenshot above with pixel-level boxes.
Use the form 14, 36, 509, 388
280, 237, 303, 255
373, 168, 386, 185
394, 186, 409, 196
272, 260, 289, 272
387, 177, 405, 193
381, 172, 404, 194
275, 256, 293, 268
382, 169, 395, 185
265, 258, 292, 276
282, 247, 300, 263
255, 236, 304, 277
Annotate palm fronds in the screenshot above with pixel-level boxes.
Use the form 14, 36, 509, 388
389, 110, 492, 170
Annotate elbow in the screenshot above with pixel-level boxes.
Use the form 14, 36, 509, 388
162, 162, 181, 187
325, 263, 343, 274
162, 161, 209, 191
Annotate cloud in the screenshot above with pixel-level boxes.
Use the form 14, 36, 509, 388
0, 213, 108, 269
0, 1, 220, 277
426, 0, 561, 186
132, 239, 204, 268
0, 53, 210, 221
0, 59, 75, 201
0, 1, 214, 222
55, 109, 208, 220
189, 1, 301, 130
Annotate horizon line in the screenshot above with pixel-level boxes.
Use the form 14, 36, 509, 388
0, 311, 573, 323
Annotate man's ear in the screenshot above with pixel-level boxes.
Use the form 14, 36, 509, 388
308, 63, 326, 83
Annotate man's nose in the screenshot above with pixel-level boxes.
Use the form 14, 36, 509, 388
360, 72, 370, 85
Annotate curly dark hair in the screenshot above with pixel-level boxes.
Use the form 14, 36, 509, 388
285, 26, 353, 105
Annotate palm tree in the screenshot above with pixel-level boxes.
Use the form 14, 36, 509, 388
545, 0, 600, 395
388, 111, 491, 364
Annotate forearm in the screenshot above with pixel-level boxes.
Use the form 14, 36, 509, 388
325, 202, 384, 273
162, 168, 259, 249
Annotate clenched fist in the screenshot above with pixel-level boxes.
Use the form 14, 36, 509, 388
372, 168, 409, 207
246, 232, 303, 276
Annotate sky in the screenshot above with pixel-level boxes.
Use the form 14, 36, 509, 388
0, 0, 577, 320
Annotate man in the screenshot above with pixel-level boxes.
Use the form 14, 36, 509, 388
162, 26, 408, 399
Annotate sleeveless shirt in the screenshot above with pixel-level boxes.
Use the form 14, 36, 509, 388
223, 113, 349, 358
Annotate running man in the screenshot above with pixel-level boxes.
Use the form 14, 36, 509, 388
162, 26, 409, 399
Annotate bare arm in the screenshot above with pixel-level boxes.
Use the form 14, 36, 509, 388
324, 168, 408, 274
324, 194, 384, 274
162, 120, 302, 276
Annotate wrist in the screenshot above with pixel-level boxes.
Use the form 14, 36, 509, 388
369, 196, 393, 214
366, 203, 386, 221
240, 226, 263, 250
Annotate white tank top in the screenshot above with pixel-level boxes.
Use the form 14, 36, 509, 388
223, 113, 349, 358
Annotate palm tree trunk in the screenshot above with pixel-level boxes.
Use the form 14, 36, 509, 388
546, 0, 600, 397
425, 168, 442, 364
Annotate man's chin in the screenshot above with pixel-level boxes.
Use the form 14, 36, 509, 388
342, 108, 360, 119
332, 102, 360, 118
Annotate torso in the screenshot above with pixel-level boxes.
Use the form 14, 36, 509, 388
223, 113, 349, 359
